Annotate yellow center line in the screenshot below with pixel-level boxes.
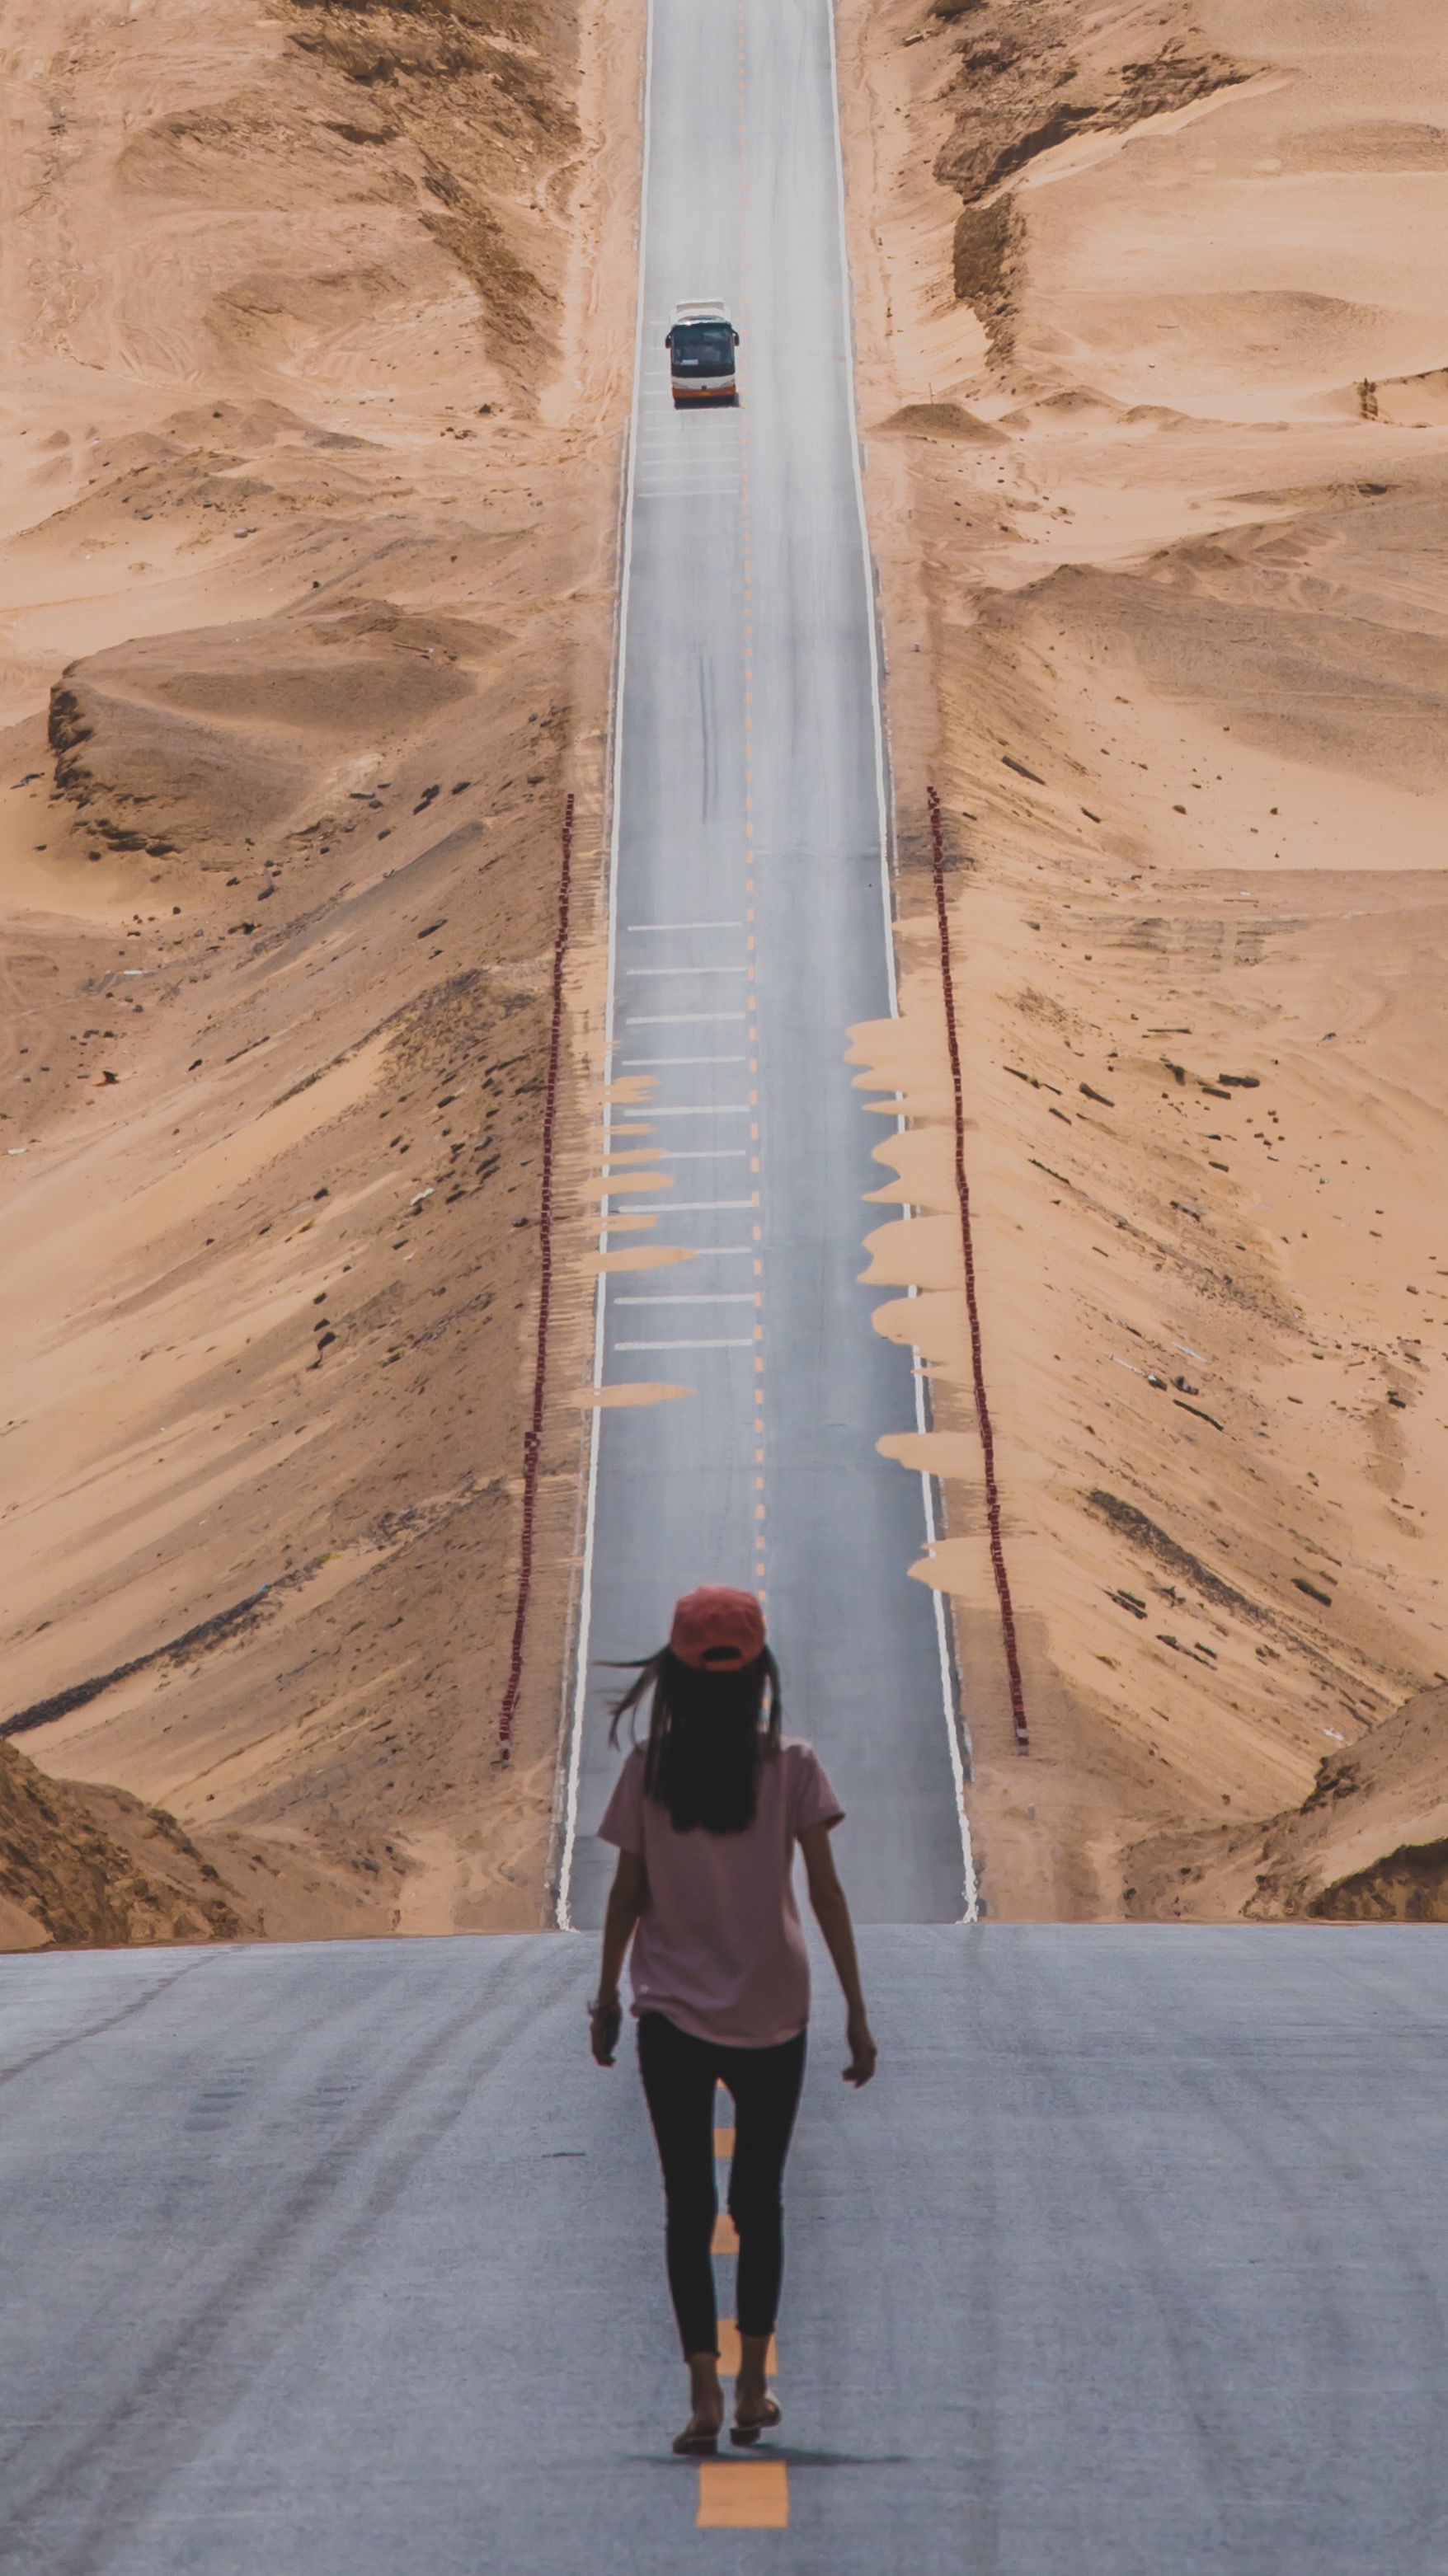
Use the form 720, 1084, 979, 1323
717, 2320, 778, 2376
698, 2461, 789, 2528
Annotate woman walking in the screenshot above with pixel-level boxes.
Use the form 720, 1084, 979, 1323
589, 1584, 877, 2455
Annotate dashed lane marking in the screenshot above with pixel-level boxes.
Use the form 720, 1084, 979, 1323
614, 1338, 755, 1353
614, 1292, 757, 1306
717, 2323, 778, 2376
698, 2462, 789, 2530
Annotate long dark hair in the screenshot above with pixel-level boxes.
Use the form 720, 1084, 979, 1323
607, 1645, 783, 1834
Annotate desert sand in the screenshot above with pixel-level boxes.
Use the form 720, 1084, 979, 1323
0, 0, 638, 1940
839, 0, 1448, 1917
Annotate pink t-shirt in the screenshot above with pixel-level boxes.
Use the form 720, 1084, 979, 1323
597, 1738, 844, 2048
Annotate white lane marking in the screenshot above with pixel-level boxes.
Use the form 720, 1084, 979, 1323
824, 0, 976, 1923
615, 1293, 756, 1307
632, 1103, 751, 1117
557, 0, 656, 1935
614, 1198, 754, 1212
625, 1011, 748, 1025
621, 1054, 748, 1067
626, 920, 743, 931
626, 965, 747, 978
604, 1240, 751, 1260
614, 1338, 754, 1352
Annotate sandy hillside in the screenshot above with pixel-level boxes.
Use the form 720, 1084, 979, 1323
0, 0, 638, 1944
839, 0, 1448, 1918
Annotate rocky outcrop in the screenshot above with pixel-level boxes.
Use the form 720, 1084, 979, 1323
0, 1741, 257, 1950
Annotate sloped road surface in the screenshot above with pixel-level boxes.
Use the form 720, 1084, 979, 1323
561, 0, 968, 1932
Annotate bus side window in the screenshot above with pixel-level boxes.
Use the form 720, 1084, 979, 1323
665, 331, 673, 349
733, 331, 740, 345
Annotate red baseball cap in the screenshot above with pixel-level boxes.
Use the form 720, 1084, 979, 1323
670, 1585, 766, 1671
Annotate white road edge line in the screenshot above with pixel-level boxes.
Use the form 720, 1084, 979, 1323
557, 0, 656, 1933
825, 0, 976, 1922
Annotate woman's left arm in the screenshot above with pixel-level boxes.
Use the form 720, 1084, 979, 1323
590, 1850, 647, 2065
800, 1823, 877, 2086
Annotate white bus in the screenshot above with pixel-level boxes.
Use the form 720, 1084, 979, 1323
665, 301, 740, 407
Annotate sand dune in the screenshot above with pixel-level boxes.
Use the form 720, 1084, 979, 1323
0, 0, 637, 1945
840, 0, 1448, 1917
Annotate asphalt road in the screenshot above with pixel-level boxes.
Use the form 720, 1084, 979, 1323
5, 1926, 1447, 2574
561, 0, 971, 1931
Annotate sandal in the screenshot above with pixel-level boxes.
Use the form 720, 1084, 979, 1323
673, 2423, 720, 2456
730, 2395, 782, 2447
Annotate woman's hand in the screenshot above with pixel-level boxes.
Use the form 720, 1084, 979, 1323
843, 2007, 877, 2087
590, 1995, 623, 2067
593, 1853, 646, 2068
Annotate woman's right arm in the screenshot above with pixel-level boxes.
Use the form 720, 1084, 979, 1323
799, 1823, 877, 2086
590, 1850, 647, 2065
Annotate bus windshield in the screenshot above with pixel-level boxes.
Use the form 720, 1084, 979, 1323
672, 326, 734, 373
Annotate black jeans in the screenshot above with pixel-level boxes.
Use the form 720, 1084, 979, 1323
637, 2010, 806, 2360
